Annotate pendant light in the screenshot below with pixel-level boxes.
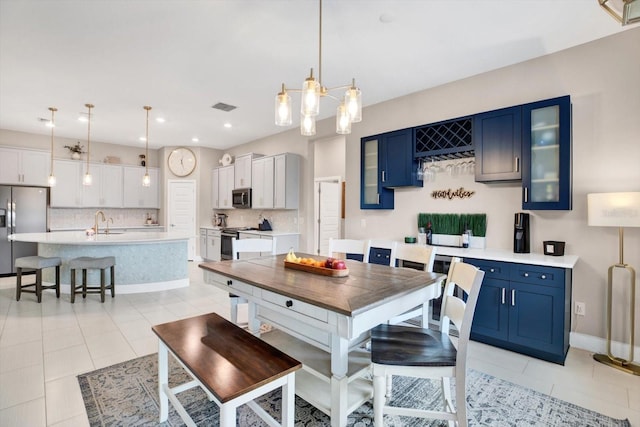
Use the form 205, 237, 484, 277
82, 103, 94, 186
142, 106, 152, 187
275, 0, 362, 136
47, 107, 57, 186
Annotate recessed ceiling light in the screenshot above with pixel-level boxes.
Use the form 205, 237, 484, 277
156, 117, 165, 123
224, 123, 232, 129
192, 137, 199, 143
379, 13, 394, 23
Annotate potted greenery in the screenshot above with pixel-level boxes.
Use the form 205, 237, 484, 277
64, 142, 85, 160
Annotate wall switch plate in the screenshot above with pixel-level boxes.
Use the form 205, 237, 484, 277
575, 302, 586, 316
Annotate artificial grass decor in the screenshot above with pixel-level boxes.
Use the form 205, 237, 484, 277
418, 213, 487, 237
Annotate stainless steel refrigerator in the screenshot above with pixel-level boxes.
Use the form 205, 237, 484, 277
0, 186, 48, 275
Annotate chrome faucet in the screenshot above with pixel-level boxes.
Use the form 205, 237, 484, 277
94, 210, 106, 234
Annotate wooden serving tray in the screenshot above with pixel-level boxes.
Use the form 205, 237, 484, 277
284, 261, 349, 277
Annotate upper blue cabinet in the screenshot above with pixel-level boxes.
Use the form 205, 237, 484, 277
360, 128, 421, 210
474, 106, 522, 182
521, 96, 572, 210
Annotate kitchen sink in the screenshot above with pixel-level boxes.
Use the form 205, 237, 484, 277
98, 230, 125, 235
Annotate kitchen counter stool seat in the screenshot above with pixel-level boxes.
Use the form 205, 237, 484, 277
15, 256, 61, 303
69, 256, 115, 303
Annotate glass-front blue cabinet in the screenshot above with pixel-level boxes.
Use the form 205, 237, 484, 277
360, 135, 394, 209
522, 95, 572, 210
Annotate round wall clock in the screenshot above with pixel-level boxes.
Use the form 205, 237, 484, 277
168, 147, 197, 177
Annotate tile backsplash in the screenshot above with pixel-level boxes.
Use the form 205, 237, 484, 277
214, 209, 299, 232
49, 208, 160, 230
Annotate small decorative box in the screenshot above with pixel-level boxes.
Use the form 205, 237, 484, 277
543, 241, 565, 256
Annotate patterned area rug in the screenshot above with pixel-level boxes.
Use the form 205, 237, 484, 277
78, 353, 631, 427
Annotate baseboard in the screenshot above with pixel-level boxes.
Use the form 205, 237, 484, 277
570, 332, 639, 364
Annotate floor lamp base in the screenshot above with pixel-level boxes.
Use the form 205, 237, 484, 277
593, 353, 640, 376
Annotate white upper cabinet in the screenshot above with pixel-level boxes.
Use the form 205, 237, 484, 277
216, 165, 234, 209
50, 160, 83, 207
81, 163, 123, 207
211, 168, 220, 209
251, 156, 275, 209
274, 153, 300, 209
234, 153, 262, 189
122, 166, 159, 208
0, 147, 50, 186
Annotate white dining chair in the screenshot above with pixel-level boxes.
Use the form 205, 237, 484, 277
370, 260, 484, 427
388, 243, 437, 326
328, 238, 371, 263
229, 237, 277, 324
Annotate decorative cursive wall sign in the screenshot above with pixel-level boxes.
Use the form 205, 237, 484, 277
431, 187, 475, 200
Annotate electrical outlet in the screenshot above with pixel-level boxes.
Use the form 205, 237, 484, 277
575, 302, 586, 316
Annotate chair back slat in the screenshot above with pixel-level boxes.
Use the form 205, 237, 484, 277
394, 244, 436, 271
231, 237, 277, 260
328, 238, 371, 262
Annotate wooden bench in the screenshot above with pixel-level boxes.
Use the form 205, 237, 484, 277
152, 312, 302, 427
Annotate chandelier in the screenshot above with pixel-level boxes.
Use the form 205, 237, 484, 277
275, 0, 362, 136
83, 103, 94, 186
47, 107, 57, 186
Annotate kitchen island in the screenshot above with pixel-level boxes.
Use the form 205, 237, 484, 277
9, 231, 192, 293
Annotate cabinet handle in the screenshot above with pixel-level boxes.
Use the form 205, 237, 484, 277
501, 288, 506, 305
524, 272, 529, 277
511, 289, 516, 306
514, 157, 520, 173
227, 280, 232, 286
490, 268, 495, 273
381, 170, 386, 183
524, 187, 528, 202
541, 274, 547, 279
377, 194, 380, 205
285, 300, 293, 308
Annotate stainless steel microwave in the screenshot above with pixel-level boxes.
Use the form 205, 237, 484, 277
232, 188, 251, 208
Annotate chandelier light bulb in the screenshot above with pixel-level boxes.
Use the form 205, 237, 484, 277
336, 103, 352, 135
301, 70, 320, 117
301, 114, 316, 136
48, 175, 57, 187
142, 172, 151, 187
275, 84, 292, 126
345, 81, 362, 123
83, 173, 92, 186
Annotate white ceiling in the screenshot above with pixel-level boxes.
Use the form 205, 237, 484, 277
0, 0, 632, 151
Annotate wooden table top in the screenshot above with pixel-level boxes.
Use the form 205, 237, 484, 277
199, 254, 444, 316
152, 313, 302, 403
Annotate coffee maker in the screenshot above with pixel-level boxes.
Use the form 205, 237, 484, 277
514, 213, 530, 253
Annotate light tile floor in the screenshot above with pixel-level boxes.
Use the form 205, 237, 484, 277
0, 262, 638, 426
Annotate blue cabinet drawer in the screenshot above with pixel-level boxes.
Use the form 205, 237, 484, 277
510, 264, 564, 288
369, 247, 392, 265
464, 258, 510, 281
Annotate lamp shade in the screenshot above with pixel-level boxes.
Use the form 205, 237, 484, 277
587, 192, 640, 227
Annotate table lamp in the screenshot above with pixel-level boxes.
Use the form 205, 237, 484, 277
587, 192, 640, 375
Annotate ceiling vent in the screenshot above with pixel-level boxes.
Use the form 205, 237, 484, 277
211, 102, 237, 112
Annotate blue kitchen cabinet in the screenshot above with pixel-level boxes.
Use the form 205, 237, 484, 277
522, 95, 572, 210
474, 106, 522, 182
360, 128, 420, 209
466, 258, 571, 364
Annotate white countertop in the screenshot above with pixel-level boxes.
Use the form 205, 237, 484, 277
9, 231, 193, 245
237, 229, 300, 237
50, 225, 163, 232
432, 246, 579, 269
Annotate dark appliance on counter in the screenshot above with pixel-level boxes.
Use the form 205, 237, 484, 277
514, 212, 530, 253
0, 186, 48, 275
232, 188, 252, 209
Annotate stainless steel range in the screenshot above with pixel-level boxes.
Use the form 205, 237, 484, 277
220, 227, 259, 260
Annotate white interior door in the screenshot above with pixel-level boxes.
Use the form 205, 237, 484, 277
315, 179, 341, 256
167, 180, 196, 260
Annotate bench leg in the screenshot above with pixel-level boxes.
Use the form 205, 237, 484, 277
282, 373, 295, 427
16, 267, 22, 301
110, 265, 115, 298
70, 269, 76, 303
36, 268, 42, 303
55, 265, 60, 298
158, 341, 169, 423
100, 268, 106, 303
82, 269, 87, 298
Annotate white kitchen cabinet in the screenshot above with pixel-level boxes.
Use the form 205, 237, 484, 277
274, 153, 300, 209
81, 163, 123, 207
50, 160, 83, 207
251, 156, 274, 209
213, 165, 234, 209
0, 147, 50, 186
122, 166, 159, 208
234, 153, 262, 189
206, 229, 221, 261
211, 168, 220, 209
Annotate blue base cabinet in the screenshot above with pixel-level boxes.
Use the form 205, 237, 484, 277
465, 258, 571, 364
